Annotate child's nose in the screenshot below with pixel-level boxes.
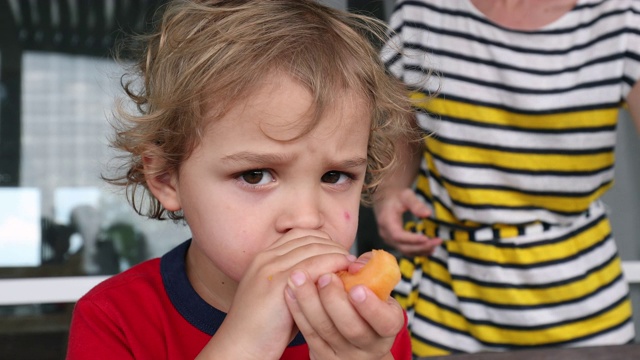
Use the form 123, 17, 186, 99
275, 194, 325, 233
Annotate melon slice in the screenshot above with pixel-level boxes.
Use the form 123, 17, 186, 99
337, 249, 401, 301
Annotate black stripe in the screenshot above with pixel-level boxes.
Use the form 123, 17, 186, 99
626, 50, 640, 62
404, 22, 634, 56
427, 253, 449, 270
412, 67, 623, 95
413, 307, 470, 336
423, 46, 627, 76
382, 50, 402, 71
420, 266, 455, 293
440, 70, 622, 95
623, 74, 639, 88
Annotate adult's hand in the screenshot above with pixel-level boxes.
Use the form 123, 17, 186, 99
373, 187, 442, 257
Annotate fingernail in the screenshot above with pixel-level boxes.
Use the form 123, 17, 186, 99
346, 254, 357, 262
290, 271, 306, 287
285, 286, 296, 300
350, 286, 367, 303
318, 274, 331, 288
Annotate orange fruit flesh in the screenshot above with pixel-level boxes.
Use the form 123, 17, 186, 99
337, 249, 401, 301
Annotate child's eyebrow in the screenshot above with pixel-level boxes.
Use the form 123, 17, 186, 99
330, 158, 368, 169
222, 152, 367, 169
221, 152, 293, 165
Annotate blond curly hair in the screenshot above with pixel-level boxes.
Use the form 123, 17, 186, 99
106, 0, 418, 220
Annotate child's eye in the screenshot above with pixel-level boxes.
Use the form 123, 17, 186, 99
321, 171, 353, 185
238, 169, 275, 185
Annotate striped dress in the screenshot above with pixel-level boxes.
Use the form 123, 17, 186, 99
382, 0, 640, 356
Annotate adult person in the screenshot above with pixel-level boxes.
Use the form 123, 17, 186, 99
375, 0, 640, 356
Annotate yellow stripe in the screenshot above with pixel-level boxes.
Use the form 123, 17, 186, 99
427, 136, 614, 172
416, 295, 470, 332
411, 94, 619, 130
495, 225, 519, 239
416, 163, 468, 226
443, 181, 611, 214
399, 257, 417, 279
395, 258, 419, 310
394, 293, 411, 310
445, 216, 610, 265
424, 150, 440, 178
423, 256, 452, 285
415, 172, 432, 199
452, 256, 624, 306
411, 337, 451, 357
453, 229, 471, 241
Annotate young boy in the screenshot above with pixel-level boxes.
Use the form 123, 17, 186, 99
66, 1, 416, 359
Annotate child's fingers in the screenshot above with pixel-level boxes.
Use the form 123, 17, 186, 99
316, 274, 380, 349
345, 252, 371, 274
345, 286, 405, 338
249, 241, 353, 288
284, 271, 348, 350
286, 272, 399, 359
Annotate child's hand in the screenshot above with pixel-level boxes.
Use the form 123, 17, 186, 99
204, 229, 355, 360
284, 263, 405, 360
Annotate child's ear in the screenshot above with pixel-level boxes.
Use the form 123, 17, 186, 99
143, 146, 182, 212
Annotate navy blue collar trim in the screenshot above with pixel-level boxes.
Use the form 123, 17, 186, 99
160, 239, 306, 346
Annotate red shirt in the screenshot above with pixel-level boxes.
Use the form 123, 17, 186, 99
67, 240, 412, 359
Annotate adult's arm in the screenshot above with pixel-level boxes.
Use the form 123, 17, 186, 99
372, 118, 442, 257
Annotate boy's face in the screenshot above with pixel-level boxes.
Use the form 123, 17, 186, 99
160, 74, 370, 284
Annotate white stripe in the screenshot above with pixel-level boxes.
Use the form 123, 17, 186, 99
422, 117, 618, 151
